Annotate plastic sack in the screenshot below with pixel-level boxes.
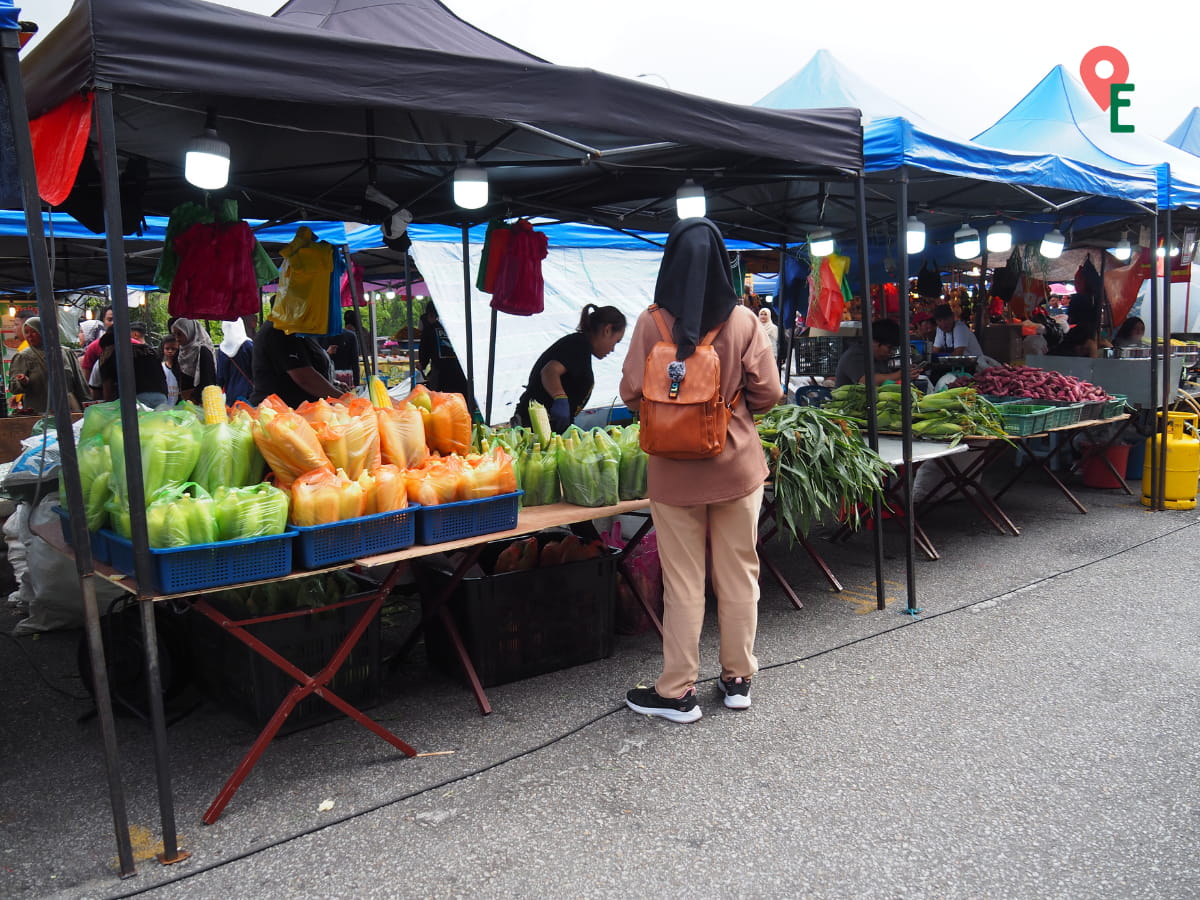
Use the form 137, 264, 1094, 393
107, 407, 203, 505
456, 446, 517, 501
212, 483, 289, 541
146, 483, 218, 548
403, 456, 462, 507
556, 426, 620, 508
370, 464, 408, 514
610, 424, 648, 501
5, 432, 61, 485
268, 226, 335, 335
60, 434, 112, 532
376, 403, 428, 468
290, 467, 366, 526
299, 396, 381, 480
249, 401, 331, 487
519, 442, 560, 507
79, 399, 123, 445
190, 413, 264, 494
600, 519, 663, 636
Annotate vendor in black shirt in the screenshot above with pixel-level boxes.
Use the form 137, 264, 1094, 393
417, 302, 470, 398
98, 327, 169, 408
249, 319, 342, 408
516, 304, 626, 432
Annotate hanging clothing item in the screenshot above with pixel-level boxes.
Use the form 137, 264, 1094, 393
1105, 248, 1150, 328
806, 253, 852, 333
490, 219, 548, 316
476, 220, 513, 293
30, 92, 93, 207
155, 199, 278, 292
270, 226, 336, 335
339, 260, 365, 308
168, 219, 262, 320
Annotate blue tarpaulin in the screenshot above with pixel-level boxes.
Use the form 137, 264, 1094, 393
1165, 108, 1200, 158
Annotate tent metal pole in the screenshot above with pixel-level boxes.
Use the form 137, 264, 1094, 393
461, 224, 475, 406
1148, 214, 1161, 509
1159, 200, 1173, 510
95, 87, 186, 866
404, 254, 415, 388
895, 172, 917, 613
1, 31, 136, 879
855, 176, 886, 612
775, 242, 788, 380
485, 308, 497, 425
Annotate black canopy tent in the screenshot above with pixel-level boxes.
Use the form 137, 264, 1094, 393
13, 0, 866, 877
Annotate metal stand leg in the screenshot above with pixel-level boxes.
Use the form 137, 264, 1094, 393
140, 599, 188, 864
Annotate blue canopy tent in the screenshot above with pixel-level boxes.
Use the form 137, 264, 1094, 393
1166, 108, 1200, 158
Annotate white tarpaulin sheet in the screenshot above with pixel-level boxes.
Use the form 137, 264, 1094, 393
411, 239, 663, 425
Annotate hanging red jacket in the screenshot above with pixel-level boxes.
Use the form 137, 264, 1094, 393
168, 220, 261, 320
490, 219, 548, 316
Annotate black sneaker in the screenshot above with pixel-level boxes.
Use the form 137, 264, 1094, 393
718, 676, 752, 710
625, 685, 702, 723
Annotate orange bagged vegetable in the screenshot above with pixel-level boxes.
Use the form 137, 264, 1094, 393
251, 404, 331, 487
301, 397, 381, 479
371, 464, 408, 513
377, 403, 428, 467
456, 447, 518, 500
404, 456, 462, 507
289, 467, 366, 526
426, 390, 472, 456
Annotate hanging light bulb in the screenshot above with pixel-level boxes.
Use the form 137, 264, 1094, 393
1112, 237, 1132, 262
905, 216, 926, 255
85, 307, 93, 320
675, 179, 706, 219
385, 290, 396, 300
809, 228, 834, 257
6, 306, 14, 318
1040, 228, 1065, 259
184, 110, 231, 191
453, 159, 489, 209
953, 223, 980, 260
986, 221, 1012, 254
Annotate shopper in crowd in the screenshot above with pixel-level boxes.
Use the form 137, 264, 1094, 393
757, 307, 779, 350
516, 304, 626, 433
159, 335, 180, 405
911, 310, 937, 344
325, 309, 362, 387
619, 217, 783, 723
78, 318, 104, 350
8, 317, 91, 413
79, 305, 114, 394
96, 326, 169, 407
1112, 316, 1146, 349
249, 318, 342, 407
217, 318, 255, 404
417, 302, 470, 398
835, 319, 914, 387
1049, 323, 1102, 358
170, 318, 218, 403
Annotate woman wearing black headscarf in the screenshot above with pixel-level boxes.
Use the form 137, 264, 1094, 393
619, 218, 784, 723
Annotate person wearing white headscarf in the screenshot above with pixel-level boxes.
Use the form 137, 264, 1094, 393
216, 318, 255, 404
170, 318, 217, 403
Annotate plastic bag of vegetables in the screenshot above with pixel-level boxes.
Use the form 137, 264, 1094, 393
106, 407, 203, 506
247, 398, 331, 487
290, 467, 368, 526
376, 402, 428, 468
191, 412, 265, 494
212, 483, 289, 541
146, 482, 219, 548
63, 434, 112, 532
610, 424, 648, 501
556, 427, 620, 508
519, 442, 559, 507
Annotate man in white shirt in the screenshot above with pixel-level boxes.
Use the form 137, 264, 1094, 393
932, 304, 1001, 369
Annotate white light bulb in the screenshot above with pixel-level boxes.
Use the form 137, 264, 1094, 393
1040, 229, 1065, 260
1112, 239, 1132, 262
184, 129, 231, 191
809, 229, 834, 257
905, 216, 926, 255
675, 180, 706, 219
954, 224, 980, 260
986, 222, 1012, 254
453, 161, 489, 209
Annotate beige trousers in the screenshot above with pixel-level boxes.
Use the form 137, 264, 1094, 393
650, 484, 763, 699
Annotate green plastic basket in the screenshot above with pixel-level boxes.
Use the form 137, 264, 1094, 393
998, 404, 1054, 436
1102, 394, 1129, 418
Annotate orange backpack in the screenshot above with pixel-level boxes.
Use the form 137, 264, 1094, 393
638, 306, 740, 460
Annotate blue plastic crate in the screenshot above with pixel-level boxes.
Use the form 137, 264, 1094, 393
416, 491, 522, 545
106, 530, 295, 595
52, 506, 110, 565
291, 505, 419, 568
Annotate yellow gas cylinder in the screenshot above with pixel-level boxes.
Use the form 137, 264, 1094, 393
1141, 411, 1200, 509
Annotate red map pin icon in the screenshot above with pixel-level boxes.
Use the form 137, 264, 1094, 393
1080, 46, 1130, 110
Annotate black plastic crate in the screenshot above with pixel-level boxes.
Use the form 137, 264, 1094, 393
417, 534, 616, 688
792, 336, 846, 376
186, 579, 382, 732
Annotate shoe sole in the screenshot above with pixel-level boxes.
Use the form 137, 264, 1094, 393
625, 697, 702, 723
719, 683, 752, 710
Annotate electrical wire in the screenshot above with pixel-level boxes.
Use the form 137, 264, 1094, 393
103, 512, 1200, 898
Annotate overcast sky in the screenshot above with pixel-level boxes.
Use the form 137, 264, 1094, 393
26, 0, 1199, 141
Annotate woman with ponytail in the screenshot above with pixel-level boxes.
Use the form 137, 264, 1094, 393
516, 304, 626, 433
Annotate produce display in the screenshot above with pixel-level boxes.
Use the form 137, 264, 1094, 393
952, 366, 1111, 403
822, 383, 1009, 441
492, 533, 607, 573
756, 404, 894, 539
